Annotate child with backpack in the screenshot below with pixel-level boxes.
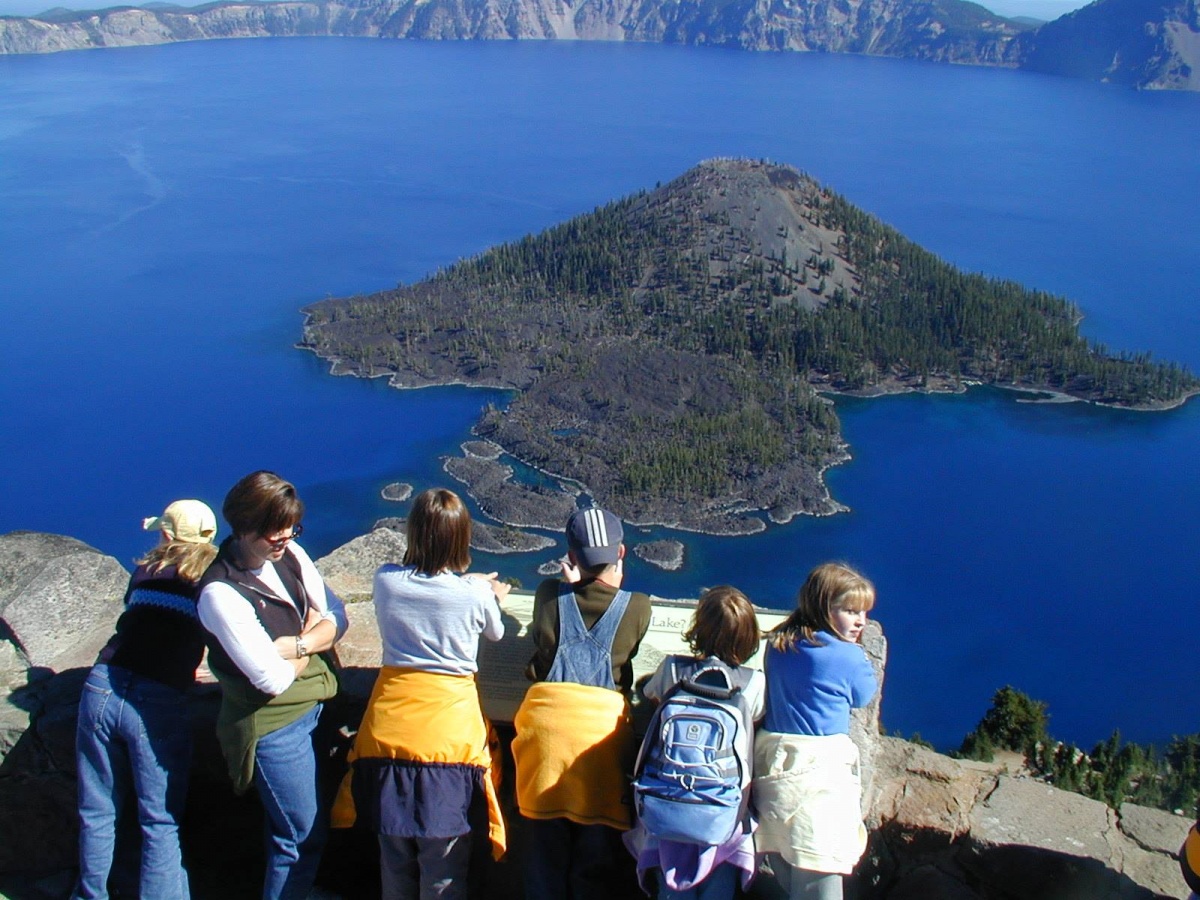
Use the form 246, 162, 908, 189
627, 585, 764, 900
752, 562, 878, 900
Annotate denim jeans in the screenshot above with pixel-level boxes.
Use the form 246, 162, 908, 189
73, 663, 192, 900
253, 702, 327, 900
768, 854, 843, 900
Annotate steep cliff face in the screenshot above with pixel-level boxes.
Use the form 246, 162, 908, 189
1017, 0, 1199, 89
4, 0, 1195, 89
0, 0, 1025, 67
617, 0, 1026, 64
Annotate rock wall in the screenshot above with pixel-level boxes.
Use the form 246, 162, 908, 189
2, 0, 1196, 90
0, 0, 1022, 63
862, 739, 1190, 898
0, 529, 1191, 898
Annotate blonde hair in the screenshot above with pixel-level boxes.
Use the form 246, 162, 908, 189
137, 540, 218, 583
768, 562, 875, 651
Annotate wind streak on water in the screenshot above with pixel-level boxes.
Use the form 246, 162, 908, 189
95, 134, 169, 233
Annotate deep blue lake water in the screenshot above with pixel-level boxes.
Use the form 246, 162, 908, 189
1, 38, 1198, 751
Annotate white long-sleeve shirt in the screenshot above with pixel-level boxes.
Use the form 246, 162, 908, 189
198, 542, 347, 696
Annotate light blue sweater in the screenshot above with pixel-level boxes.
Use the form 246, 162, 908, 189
373, 565, 504, 674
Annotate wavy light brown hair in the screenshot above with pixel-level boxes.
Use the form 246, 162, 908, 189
768, 562, 875, 651
138, 541, 218, 583
222, 470, 304, 538
403, 488, 472, 575
684, 585, 762, 666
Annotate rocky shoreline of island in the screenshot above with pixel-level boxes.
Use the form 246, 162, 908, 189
299, 158, 1198, 555
817, 371, 1200, 412
306, 336, 1191, 554
632, 540, 685, 571
436, 434, 848, 539
380, 482, 413, 502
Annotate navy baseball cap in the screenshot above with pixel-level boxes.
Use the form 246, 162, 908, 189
565, 507, 624, 568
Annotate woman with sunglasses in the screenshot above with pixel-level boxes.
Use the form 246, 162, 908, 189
198, 470, 347, 900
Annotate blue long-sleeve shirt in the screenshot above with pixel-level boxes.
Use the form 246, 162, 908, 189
762, 630, 877, 736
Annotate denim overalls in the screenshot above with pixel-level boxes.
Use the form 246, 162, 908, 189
545, 584, 632, 689
523, 583, 636, 900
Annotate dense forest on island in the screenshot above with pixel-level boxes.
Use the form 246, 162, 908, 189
302, 158, 1197, 531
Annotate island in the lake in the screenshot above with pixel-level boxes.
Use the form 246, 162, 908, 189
380, 482, 413, 502
301, 158, 1199, 534
634, 540, 686, 572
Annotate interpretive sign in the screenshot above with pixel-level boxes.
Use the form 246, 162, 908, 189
478, 593, 786, 723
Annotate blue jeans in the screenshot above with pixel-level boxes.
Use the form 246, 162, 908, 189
768, 854, 843, 900
73, 664, 192, 900
253, 702, 327, 900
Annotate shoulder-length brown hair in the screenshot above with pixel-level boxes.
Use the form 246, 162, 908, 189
403, 488, 472, 575
222, 470, 304, 538
685, 585, 761, 666
768, 562, 875, 652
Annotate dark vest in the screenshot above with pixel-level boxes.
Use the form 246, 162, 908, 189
199, 537, 311, 684
108, 564, 205, 693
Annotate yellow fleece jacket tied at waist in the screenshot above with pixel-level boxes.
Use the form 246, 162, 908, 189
752, 731, 866, 875
332, 667, 506, 860
512, 681, 635, 830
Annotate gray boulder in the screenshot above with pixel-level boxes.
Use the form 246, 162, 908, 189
315, 526, 406, 605
0, 532, 127, 764
314, 528, 406, 698
0, 533, 127, 882
0, 532, 128, 674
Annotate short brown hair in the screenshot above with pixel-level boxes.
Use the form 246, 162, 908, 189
403, 488, 472, 575
684, 585, 761, 666
222, 471, 304, 538
769, 562, 875, 651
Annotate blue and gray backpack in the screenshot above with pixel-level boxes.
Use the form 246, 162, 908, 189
632, 656, 754, 845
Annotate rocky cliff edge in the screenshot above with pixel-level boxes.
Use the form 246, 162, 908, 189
0, 529, 1190, 899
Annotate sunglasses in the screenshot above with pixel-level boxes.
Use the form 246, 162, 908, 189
263, 523, 303, 548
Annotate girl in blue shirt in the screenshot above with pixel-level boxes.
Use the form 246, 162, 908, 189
753, 563, 878, 900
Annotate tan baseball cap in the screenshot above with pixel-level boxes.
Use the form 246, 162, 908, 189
143, 499, 218, 544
